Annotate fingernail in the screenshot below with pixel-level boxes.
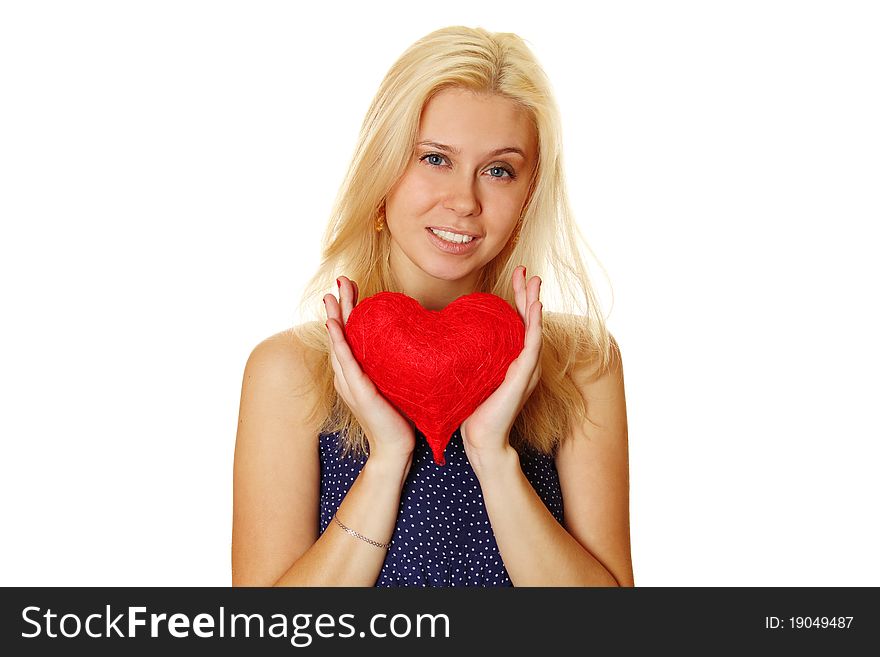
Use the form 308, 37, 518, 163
336, 278, 341, 289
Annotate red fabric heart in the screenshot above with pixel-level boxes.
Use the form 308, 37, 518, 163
343, 291, 525, 466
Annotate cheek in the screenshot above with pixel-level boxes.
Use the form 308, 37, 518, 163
403, 169, 440, 199
487, 212, 521, 239
387, 172, 438, 220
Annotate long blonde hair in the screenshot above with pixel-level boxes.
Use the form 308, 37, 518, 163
291, 25, 616, 460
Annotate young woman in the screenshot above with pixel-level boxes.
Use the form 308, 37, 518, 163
232, 26, 633, 587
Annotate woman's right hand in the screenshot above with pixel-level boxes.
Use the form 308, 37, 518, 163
324, 276, 416, 469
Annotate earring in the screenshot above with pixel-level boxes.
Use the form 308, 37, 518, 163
375, 201, 386, 233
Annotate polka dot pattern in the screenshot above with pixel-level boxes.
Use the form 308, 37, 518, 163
319, 426, 564, 587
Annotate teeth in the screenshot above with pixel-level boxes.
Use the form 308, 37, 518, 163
430, 228, 475, 244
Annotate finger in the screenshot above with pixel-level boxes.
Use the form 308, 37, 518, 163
527, 275, 539, 314
323, 293, 336, 326
327, 333, 352, 402
327, 316, 373, 400
526, 362, 542, 394
324, 301, 352, 400
352, 280, 359, 306
513, 266, 526, 320
325, 289, 344, 327
338, 277, 354, 324
326, 291, 363, 391
325, 321, 338, 370
524, 300, 543, 358
326, 318, 357, 398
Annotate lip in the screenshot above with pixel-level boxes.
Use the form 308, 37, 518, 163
425, 227, 481, 255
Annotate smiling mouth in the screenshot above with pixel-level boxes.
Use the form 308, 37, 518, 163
426, 225, 481, 239
426, 227, 480, 244
425, 227, 482, 256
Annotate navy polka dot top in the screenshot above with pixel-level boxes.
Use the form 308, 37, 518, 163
318, 425, 564, 587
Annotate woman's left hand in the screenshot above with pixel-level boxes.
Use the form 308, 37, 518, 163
460, 266, 543, 471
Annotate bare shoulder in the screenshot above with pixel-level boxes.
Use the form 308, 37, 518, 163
553, 322, 633, 587
245, 324, 325, 388
232, 323, 327, 586
571, 332, 623, 390
554, 314, 625, 435
236, 323, 327, 465
545, 311, 620, 380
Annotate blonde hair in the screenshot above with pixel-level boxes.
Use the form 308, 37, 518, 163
291, 25, 617, 460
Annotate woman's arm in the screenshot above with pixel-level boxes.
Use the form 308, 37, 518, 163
272, 454, 411, 587
469, 341, 633, 587
232, 332, 411, 587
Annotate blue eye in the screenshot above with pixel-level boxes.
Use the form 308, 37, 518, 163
488, 166, 515, 180
418, 153, 517, 181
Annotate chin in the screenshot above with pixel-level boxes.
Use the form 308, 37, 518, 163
424, 264, 474, 281
414, 255, 476, 281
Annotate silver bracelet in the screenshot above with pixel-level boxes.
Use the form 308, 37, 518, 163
333, 514, 392, 550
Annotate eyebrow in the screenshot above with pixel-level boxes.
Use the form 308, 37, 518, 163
416, 140, 527, 159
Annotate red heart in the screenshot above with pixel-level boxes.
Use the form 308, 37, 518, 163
343, 291, 525, 466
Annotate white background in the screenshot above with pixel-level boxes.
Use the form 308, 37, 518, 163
1, 1, 877, 586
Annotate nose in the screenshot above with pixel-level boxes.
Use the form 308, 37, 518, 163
442, 170, 481, 216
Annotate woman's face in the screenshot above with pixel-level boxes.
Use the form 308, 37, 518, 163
384, 87, 538, 301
